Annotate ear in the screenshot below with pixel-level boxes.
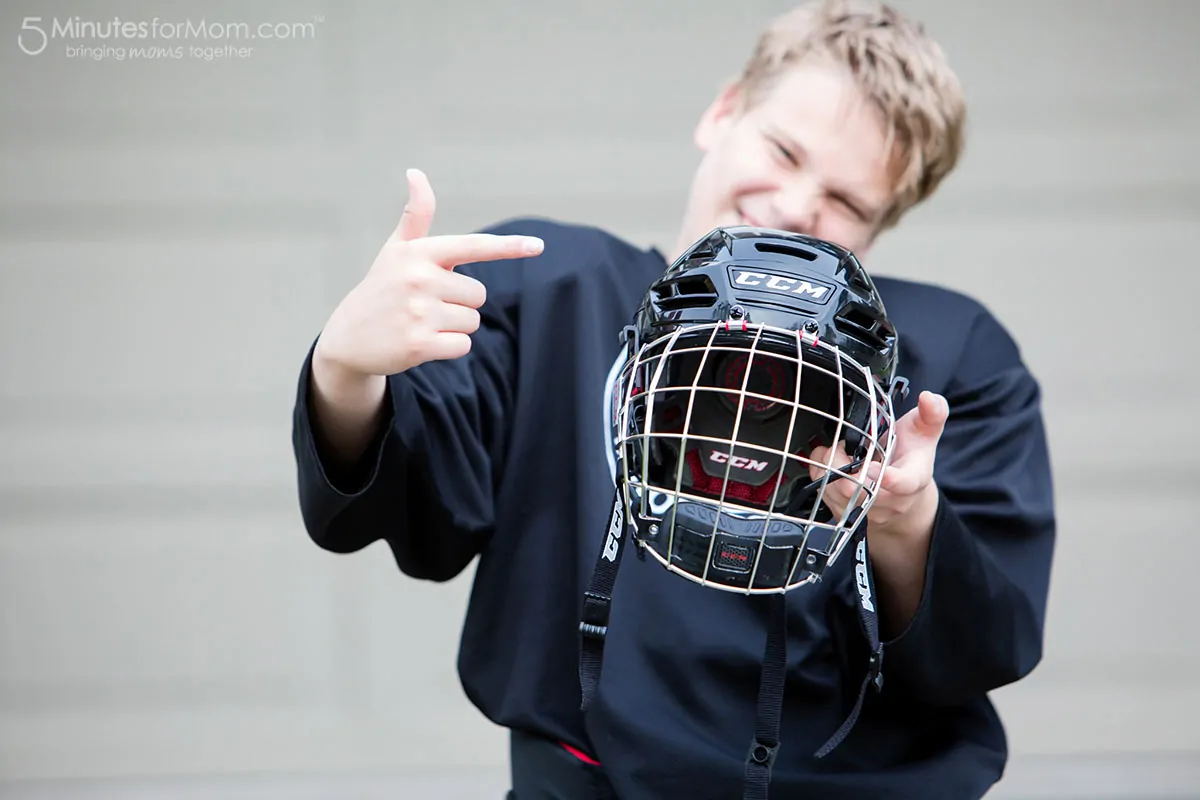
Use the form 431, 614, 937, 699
694, 81, 746, 152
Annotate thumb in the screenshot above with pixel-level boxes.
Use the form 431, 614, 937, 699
395, 167, 436, 242
911, 391, 949, 441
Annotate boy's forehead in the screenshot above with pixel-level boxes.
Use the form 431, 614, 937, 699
753, 63, 879, 137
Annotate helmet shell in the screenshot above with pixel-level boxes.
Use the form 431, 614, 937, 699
633, 225, 897, 388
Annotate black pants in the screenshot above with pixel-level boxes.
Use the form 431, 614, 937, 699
507, 728, 618, 800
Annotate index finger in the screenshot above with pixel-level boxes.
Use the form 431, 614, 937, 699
414, 233, 545, 268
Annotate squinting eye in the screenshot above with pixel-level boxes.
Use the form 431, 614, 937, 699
772, 140, 798, 166
835, 196, 866, 221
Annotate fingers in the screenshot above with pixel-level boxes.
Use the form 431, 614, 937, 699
428, 269, 487, 309
415, 232, 545, 268
436, 303, 482, 335
808, 442, 852, 481
403, 273, 482, 333
792, 394, 948, 531
422, 332, 473, 363
881, 460, 925, 495
396, 168, 437, 242
391, 168, 543, 268
807, 445, 850, 517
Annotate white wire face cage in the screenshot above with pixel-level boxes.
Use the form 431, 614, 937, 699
611, 320, 900, 595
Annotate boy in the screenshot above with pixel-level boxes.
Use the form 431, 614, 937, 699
292, 2, 1056, 797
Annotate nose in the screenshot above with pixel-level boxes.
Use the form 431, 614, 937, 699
772, 176, 821, 235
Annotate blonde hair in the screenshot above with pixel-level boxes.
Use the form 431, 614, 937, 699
736, 0, 966, 230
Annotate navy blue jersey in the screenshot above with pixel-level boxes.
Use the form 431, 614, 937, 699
291, 218, 1056, 800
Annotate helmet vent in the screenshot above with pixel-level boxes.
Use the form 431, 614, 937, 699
835, 306, 891, 349
653, 276, 718, 310
754, 242, 818, 261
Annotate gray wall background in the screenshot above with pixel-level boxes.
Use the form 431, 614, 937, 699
1, 0, 1198, 797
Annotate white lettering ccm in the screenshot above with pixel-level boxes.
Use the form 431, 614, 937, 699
602, 498, 624, 562
855, 538, 875, 612
709, 451, 769, 472
734, 270, 830, 300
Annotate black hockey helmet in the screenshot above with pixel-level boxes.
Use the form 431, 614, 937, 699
608, 225, 909, 593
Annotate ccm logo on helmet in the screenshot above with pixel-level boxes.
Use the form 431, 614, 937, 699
730, 267, 834, 304
710, 451, 770, 472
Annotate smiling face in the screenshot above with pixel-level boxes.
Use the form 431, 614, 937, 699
674, 59, 899, 261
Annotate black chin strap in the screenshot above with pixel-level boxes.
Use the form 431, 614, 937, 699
741, 508, 883, 799
578, 491, 884, 800
742, 593, 788, 799
814, 513, 884, 758
579, 484, 629, 713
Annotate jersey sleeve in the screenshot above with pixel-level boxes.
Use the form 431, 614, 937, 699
290, 221, 529, 582
879, 308, 1056, 706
